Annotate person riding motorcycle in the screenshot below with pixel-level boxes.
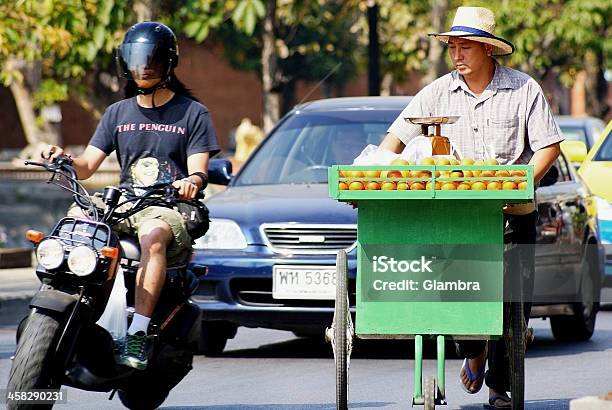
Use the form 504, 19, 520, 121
42, 21, 220, 370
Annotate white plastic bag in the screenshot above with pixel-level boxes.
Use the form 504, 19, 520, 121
96, 267, 128, 341
399, 136, 432, 163
353, 144, 400, 165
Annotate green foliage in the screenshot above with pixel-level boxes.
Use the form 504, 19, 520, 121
352, 0, 434, 82
172, 1, 361, 91
0, 0, 130, 100
33, 79, 69, 108
462, 0, 611, 86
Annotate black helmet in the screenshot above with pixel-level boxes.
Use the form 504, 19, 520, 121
116, 22, 179, 83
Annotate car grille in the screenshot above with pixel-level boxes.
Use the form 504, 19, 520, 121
261, 224, 357, 254
231, 278, 356, 308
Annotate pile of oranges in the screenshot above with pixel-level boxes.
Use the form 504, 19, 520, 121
338, 157, 528, 191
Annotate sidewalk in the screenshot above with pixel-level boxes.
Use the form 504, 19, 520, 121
0, 267, 39, 327
0, 267, 39, 300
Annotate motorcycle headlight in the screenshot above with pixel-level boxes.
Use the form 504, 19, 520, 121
36, 239, 65, 270
193, 219, 247, 250
67, 246, 98, 276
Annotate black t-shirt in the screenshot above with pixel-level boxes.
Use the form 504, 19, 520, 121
90, 94, 220, 195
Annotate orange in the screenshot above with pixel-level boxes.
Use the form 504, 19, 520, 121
345, 170, 364, 178
339, 170, 347, 178
364, 170, 381, 178
349, 181, 364, 190
339, 182, 349, 190
419, 157, 435, 165
517, 181, 528, 190
397, 182, 410, 190
409, 170, 421, 178
426, 181, 441, 190
463, 170, 474, 178
495, 170, 511, 177
480, 170, 495, 178
366, 181, 381, 190
450, 171, 464, 178
487, 181, 501, 190
485, 158, 499, 165
410, 182, 425, 190
461, 158, 475, 165
502, 181, 517, 190
390, 159, 411, 177
435, 157, 451, 165
418, 171, 432, 178
441, 183, 456, 190
381, 181, 396, 190
471, 181, 487, 190
511, 170, 526, 177
457, 183, 471, 190
380, 170, 403, 179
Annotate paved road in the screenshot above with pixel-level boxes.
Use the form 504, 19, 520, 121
1, 308, 611, 409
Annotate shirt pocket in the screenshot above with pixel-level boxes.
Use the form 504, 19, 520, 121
487, 117, 521, 164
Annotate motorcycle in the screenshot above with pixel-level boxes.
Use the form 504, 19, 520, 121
7, 156, 208, 409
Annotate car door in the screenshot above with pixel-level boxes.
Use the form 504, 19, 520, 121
534, 155, 586, 301
533, 160, 565, 302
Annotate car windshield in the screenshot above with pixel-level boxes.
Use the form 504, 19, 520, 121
234, 110, 400, 186
594, 129, 612, 161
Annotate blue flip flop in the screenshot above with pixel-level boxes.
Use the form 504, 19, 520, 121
459, 357, 485, 394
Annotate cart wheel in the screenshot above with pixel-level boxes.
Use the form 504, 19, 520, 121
505, 301, 525, 410
423, 376, 436, 410
334, 249, 350, 410
503, 243, 525, 410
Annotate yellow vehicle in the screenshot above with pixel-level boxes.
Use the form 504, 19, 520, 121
578, 120, 612, 284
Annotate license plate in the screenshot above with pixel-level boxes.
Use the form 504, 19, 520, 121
272, 265, 337, 300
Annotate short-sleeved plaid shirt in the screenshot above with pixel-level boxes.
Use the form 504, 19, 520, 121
387, 62, 564, 164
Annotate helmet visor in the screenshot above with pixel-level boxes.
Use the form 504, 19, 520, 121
117, 43, 167, 80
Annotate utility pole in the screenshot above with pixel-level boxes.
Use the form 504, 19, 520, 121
367, 1, 380, 96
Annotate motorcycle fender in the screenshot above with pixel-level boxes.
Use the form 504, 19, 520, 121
30, 290, 79, 313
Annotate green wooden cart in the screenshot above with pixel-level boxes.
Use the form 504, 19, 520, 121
327, 163, 534, 410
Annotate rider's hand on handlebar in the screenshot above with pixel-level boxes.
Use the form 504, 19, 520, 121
41, 145, 65, 162
172, 178, 199, 200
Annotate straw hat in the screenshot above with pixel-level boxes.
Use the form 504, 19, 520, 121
430, 7, 514, 56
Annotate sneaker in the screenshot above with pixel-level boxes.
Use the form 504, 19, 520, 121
117, 331, 148, 370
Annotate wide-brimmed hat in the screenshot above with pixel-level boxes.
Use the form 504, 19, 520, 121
429, 7, 514, 56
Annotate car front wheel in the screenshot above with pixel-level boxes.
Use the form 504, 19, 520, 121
197, 321, 237, 356
550, 248, 600, 342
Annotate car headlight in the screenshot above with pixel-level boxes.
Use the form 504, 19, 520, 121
193, 219, 247, 250
67, 246, 98, 276
36, 239, 65, 270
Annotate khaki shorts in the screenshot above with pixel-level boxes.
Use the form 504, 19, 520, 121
69, 193, 192, 259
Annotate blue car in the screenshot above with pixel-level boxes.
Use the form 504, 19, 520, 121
194, 97, 603, 354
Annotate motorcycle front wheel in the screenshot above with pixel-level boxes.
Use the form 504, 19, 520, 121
7, 310, 62, 410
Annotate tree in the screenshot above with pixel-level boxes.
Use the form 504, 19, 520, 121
170, 0, 361, 132
0, 0, 129, 158
474, 0, 611, 117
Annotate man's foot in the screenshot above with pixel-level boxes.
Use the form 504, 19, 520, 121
117, 331, 148, 370
487, 389, 511, 409
459, 348, 487, 394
